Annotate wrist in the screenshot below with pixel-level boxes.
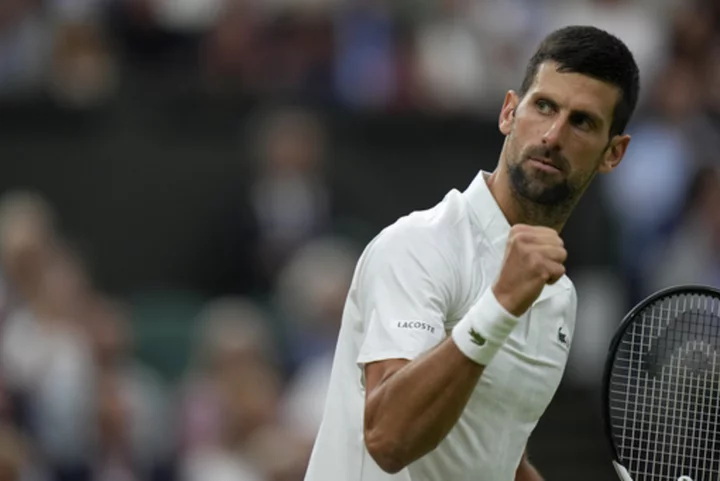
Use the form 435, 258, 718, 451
451, 288, 520, 366
492, 284, 523, 317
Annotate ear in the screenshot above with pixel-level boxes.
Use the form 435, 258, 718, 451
598, 134, 631, 174
499, 90, 519, 136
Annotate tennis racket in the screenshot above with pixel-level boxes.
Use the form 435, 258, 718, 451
602, 284, 720, 481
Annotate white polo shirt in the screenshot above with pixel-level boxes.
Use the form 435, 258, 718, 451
304, 171, 578, 481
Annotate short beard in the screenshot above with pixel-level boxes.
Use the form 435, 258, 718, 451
507, 165, 574, 228
508, 161, 572, 205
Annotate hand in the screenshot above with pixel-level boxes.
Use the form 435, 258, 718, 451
492, 224, 567, 317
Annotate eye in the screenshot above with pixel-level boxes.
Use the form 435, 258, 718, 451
535, 99, 554, 115
569, 113, 595, 131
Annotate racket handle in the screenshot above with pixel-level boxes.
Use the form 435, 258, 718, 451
612, 461, 633, 481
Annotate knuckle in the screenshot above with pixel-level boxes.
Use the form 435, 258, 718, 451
519, 231, 537, 245
528, 253, 544, 271
509, 233, 525, 249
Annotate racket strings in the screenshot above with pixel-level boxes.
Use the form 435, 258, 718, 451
609, 293, 720, 481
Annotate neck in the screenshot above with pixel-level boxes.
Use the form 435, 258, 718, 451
486, 167, 575, 232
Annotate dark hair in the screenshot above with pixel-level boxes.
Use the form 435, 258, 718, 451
520, 26, 640, 137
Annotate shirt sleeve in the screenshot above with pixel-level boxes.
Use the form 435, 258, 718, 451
356, 224, 455, 368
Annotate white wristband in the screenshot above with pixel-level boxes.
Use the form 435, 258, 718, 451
451, 288, 520, 366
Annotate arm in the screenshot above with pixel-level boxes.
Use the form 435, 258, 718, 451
356, 227, 486, 473
363, 285, 522, 474
359, 224, 563, 474
515, 451, 544, 481
363, 339, 485, 473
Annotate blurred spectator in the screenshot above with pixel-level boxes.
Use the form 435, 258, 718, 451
468, 0, 540, 107
0, 191, 58, 310
49, 20, 117, 108
0, 0, 51, 99
644, 165, 720, 293
243, 425, 308, 481
151, 0, 224, 33
412, 2, 488, 113
203, 1, 335, 99
670, 0, 716, 65
201, 0, 264, 94
273, 13, 335, 102
250, 107, 333, 283
0, 422, 47, 481
0, 192, 94, 473
602, 57, 700, 301
275, 236, 359, 442
566, 269, 628, 388
691, 39, 720, 167
179, 297, 293, 481
189, 106, 333, 296
180, 297, 276, 450
1, 240, 91, 400
20, 251, 94, 469
334, 1, 397, 110
80, 296, 173, 481
0, 0, 116, 103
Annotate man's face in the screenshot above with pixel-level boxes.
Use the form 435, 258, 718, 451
499, 61, 630, 205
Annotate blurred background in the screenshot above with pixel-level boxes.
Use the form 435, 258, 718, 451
0, 0, 718, 479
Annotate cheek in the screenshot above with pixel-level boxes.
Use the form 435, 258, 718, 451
506, 133, 526, 165
512, 114, 553, 149
567, 136, 607, 167
508, 121, 533, 154
567, 152, 605, 187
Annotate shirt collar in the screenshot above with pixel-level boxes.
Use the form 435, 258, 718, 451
463, 170, 511, 252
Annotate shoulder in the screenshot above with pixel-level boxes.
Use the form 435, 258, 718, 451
356, 190, 471, 293
369, 189, 470, 260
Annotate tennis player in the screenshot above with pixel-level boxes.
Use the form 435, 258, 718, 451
303, 25, 640, 481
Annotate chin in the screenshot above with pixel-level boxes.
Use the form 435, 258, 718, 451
516, 177, 572, 205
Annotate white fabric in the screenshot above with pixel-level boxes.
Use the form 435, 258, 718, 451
304, 171, 577, 481
181, 448, 263, 481
451, 287, 520, 366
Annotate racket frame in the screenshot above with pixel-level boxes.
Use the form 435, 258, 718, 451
601, 284, 720, 481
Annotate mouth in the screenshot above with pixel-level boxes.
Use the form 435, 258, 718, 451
528, 157, 562, 174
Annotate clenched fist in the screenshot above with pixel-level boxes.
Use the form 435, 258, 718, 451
492, 224, 567, 317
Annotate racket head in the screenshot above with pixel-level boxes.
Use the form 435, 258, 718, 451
602, 284, 720, 481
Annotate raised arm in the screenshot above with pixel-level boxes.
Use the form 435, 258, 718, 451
359, 224, 566, 473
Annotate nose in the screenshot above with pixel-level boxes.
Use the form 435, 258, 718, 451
542, 117, 567, 150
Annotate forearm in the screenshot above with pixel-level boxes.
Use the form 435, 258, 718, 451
364, 338, 484, 472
